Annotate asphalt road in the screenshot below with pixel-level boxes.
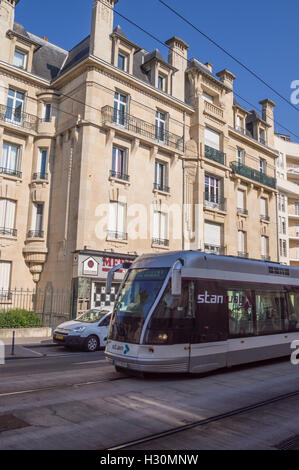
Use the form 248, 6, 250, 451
1, 347, 299, 450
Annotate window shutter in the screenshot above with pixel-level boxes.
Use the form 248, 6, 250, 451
6, 200, 15, 229
204, 222, 221, 246
0, 262, 11, 291
153, 211, 160, 239
108, 202, 117, 232
237, 190, 244, 209
205, 128, 220, 150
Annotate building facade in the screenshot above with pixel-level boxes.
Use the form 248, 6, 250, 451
0, 0, 279, 315
275, 134, 299, 266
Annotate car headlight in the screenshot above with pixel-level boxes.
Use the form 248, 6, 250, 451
73, 326, 86, 333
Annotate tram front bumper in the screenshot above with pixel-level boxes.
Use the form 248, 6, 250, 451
105, 349, 189, 373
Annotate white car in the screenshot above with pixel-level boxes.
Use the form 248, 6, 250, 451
53, 306, 113, 352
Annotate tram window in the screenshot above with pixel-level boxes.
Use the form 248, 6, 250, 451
144, 281, 194, 345
227, 290, 254, 337
286, 291, 299, 332
255, 291, 285, 335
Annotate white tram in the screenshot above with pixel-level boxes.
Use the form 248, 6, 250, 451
105, 251, 299, 373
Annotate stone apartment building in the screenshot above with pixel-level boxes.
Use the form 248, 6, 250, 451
275, 134, 299, 266
0, 0, 279, 314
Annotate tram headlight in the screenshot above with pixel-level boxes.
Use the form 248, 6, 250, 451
157, 333, 168, 342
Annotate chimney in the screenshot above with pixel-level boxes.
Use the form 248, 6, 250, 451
165, 36, 189, 101
90, 0, 118, 62
42, 36, 48, 41
259, 99, 276, 148
216, 69, 236, 89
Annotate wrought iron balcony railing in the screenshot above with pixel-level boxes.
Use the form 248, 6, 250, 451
203, 193, 226, 211
0, 227, 17, 237
154, 182, 170, 193
237, 208, 248, 215
0, 167, 22, 178
28, 230, 44, 238
0, 105, 40, 132
110, 170, 130, 182
260, 215, 270, 222
205, 145, 226, 165
33, 172, 48, 181
204, 244, 226, 255
102, 106, 185, 152
230, 162, 276, 189
107, 231, 128, 241
152, 238, 169, 247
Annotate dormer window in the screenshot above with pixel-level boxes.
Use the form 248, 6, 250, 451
158, 75, 166, 92
259, 128, 266, 145
13, 49, 27, 70
118, 52, 128, 72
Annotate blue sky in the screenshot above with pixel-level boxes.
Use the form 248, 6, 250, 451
16, 0, 299, 141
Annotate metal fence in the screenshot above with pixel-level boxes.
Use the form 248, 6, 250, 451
0, 286, 71, 329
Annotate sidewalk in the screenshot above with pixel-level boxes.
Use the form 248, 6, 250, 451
1, 336, 56, 361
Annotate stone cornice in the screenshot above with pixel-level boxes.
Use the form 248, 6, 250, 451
0, 61, 50, 89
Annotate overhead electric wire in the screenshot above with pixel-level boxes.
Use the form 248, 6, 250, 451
158, 0, 299, 114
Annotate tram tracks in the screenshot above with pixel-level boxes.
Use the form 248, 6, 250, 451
107, 388, 299, 450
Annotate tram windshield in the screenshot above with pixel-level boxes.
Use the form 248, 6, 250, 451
108, 268, 169, 344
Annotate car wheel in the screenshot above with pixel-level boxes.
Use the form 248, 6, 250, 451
84, 335, 99, 352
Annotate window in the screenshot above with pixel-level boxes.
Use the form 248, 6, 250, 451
281, 217, 286, 235
30, 203, 44, 238
205, 127, 220, 150
36, 149, 47, 180
296, 223, 299, 237
0, 199, 16, 236
42, 103, 52, 122
13, 49, 27, 69
238, 231, 246, 255
111, 146, 128, 180
158, 75, 166, 92
155, 160, 169, 192
279, 239, 287, 258
1, 142, 21, 177
260, 198, 268, 219
236, 115, 244, 131
259, 128, 266, 145
236, 147, 245, 165
259, 158, 267, 174
204, 175, 221, 205
279, 194, 286, 212
113, 92, 128, 126
204, 222, 222, 254
153, 211, 168, 245
295, 203, 299, 216
237, 189, 246, 213
108, 202, 127, 240
202, 92, 214, 104
155, 111, 167, 142
228, 289, 254, 337
118, 53, 127, 72
261, 235, 269, 258
6, 88, 25, 124
0, 261, 11, 293
255, 290, 285, 334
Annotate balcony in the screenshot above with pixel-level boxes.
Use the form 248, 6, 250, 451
205, 145, 226, 165
204, 193, 226, 212
33, 172, 48, 181
230, 162, 276, 189
260, 215, 270, 222
107, 231, 128, 241
0, 227, 17, 237
109, 170, 130, 182
0, 167, 22, 179
152, 238, 169, 247
261, 255, 271, 262
102, 106, 185, 153
0, 105, 40, 132
204, 244, 226, 255
238, 251, 249, 258
28, 230, 44, 239
204, 101, 224, 120
154, 182, 170, 193
237, 208, 248, 216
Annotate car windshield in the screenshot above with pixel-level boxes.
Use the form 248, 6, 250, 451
109, 268, 169, 343
77, 309, 110, 323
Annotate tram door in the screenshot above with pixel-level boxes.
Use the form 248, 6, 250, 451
189, 281, 228, 373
